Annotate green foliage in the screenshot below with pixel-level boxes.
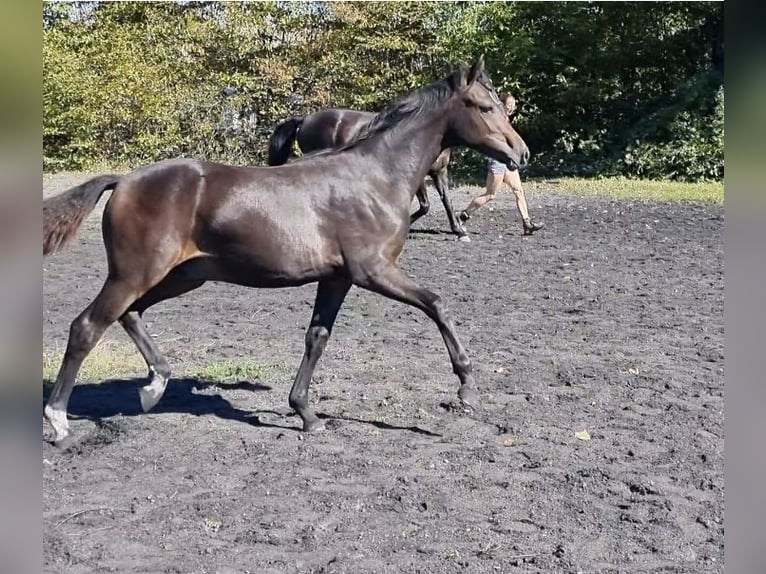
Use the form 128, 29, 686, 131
43, 1, 724, 182
621, 83, 724, 181
467, 1, 725, 181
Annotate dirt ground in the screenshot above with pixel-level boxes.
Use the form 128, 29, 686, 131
43, 173, 724, 574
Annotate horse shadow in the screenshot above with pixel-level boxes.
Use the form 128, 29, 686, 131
42, 377, 275, 427
41, 377, 441, 436
408, 227, 477, 241
408, 228, 452, 238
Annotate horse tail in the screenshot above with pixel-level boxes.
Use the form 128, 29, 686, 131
43, 174, 121, 256
267, 117, 304, 166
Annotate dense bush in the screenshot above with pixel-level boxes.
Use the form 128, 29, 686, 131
621, 83, 725, 181
43, 1, 723, 182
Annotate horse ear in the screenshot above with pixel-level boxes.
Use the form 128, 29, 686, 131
457, 62, 470, 88
467, 55, 485, 85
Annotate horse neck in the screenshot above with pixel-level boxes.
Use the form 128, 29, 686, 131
364, 106, 450, 199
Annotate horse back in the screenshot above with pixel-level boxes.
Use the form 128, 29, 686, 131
298, 109, 376, 152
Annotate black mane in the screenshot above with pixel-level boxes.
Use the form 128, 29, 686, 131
354, 70, 461, 142
364, 66, 496, 142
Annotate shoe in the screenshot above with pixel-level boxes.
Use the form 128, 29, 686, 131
523, 219, 544, 235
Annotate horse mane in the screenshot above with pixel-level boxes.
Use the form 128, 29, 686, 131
354, 71, 461, 142
293, 68, 469, 163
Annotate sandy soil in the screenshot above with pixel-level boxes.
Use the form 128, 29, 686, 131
43, 173, 724, 574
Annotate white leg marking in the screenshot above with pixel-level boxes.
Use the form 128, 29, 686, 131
44, 404, 70, 444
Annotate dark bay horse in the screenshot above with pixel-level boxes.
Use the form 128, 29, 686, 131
42, 56, 529, 445
268, 109, 468, 239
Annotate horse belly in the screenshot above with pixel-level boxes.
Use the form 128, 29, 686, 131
202, 220, 341, 287
201, 186, 346, 286
229, 242, 341, 287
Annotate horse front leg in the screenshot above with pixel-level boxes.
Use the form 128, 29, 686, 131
352, 259, 477, 408
288, 278, 351, 431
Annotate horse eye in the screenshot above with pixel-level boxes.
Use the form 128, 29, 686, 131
479, 105, 493, 114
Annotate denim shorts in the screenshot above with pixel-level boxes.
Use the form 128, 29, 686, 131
487, 157, 507, 174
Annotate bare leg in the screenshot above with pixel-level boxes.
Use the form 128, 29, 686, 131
409, 184, 430, 225
433, 169, 468, 239
505, 169, 530, 221
353, 260, 477, 406
44, 278, 139, 445
288, 278, 351, 432
460, 171, 502, 221
505, 169, 544, 234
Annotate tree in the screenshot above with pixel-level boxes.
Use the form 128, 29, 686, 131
43, 1, 723, 181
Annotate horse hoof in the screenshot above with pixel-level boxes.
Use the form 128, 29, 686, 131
458, 386, 478, 409
139, 375, 168, 413
457, 235, 471, 243
54, 434, 78, 450
303, 418, 326, 433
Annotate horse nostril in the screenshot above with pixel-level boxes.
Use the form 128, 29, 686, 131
522, 148, 530, 166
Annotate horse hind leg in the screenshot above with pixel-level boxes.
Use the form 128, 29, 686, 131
44, 278, 142, 445
122, 273, 206, 412
288, 278, 351, 431
119, 312, 171, 413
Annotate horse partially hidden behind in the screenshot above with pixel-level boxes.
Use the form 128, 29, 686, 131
42, 56, 529, 446
268, 110, 467, 240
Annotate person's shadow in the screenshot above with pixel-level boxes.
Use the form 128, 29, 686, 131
41, 377, 442, 436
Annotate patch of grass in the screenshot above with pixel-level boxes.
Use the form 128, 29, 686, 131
43, 344, 284, 385
189, 359, 279, 382
531, 176, 723, 204
43, 341, 146, 382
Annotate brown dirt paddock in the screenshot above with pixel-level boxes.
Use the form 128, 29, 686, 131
43, 173, 723, 574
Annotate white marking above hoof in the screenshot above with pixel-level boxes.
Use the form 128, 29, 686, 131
44, 405, 70, 445
457, 235, 471, 243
